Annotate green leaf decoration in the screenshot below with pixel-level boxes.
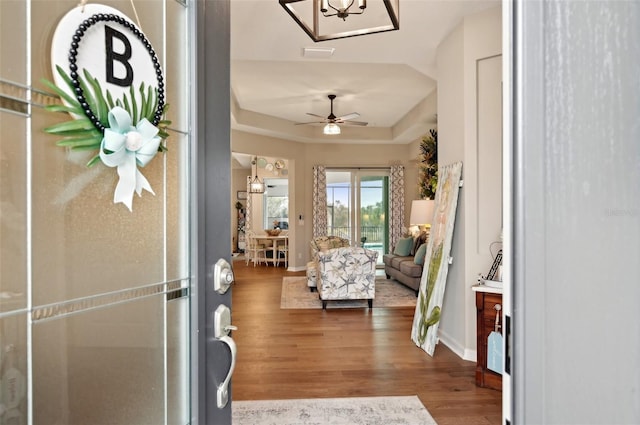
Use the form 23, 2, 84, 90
44, 118, 96, 133
41, 70, 78, 107
55, 136, 102, 147
417, 243, 444, 346
83, 69, 108, 126
141, 83, 153, 121
44, 104, 83, 114
419, 129, 438, 200
129, 85, 138, 124
42, 65, 171, 167
86, 154, 101, 167
122, 95, 131, 116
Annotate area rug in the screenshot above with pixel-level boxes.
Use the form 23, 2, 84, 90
281, 276, 417, 309
232, 395, 437, 425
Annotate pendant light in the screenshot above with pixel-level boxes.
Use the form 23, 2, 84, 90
249, 157, 265, 194
280, 0, 399, 42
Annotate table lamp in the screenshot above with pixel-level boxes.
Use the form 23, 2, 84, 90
409, 199, 435, 236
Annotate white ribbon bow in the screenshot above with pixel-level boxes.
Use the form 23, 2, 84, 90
99, 107, 161, 211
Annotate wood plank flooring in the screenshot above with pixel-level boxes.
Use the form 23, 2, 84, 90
231, 259, 502, 424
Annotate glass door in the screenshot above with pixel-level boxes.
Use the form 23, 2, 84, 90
326, 169, 389, 264
0, 1, 192, 423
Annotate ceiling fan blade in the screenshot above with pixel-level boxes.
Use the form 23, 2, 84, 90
306, 112, 326, 119
294, 121, 326, 125
337, 120, 368, 126
336, 112, 360, 121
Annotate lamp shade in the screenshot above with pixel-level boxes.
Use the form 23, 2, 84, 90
323, 123, 341, 135
409, 199, 434, 226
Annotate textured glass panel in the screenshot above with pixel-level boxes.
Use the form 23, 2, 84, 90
0, 112, 27, 314
31, 103, 165, 306
31, 1, 171, 305
130, 0, 165, 63
0, 313, 28, 424
0, 0, 27, 85
32, 296, 164, 425
28, 2, 191, 424
167, 296, 189, 425
166, 0, 189, 133
166, 131, 189, 281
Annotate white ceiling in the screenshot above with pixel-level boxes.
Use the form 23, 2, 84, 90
230, 0, 499, 144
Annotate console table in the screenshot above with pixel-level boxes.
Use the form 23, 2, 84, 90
472, 284, 503, 391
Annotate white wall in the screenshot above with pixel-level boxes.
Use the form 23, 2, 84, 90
436, 6, 502, 359
435, 21, 468, 356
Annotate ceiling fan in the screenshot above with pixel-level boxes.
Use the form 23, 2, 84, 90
296, 94, 368, 135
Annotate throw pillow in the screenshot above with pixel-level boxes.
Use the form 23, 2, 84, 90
414, 243, 428, 265
410, 236, 419, 256
410, 231, 425, 255
393, 236, 413, 256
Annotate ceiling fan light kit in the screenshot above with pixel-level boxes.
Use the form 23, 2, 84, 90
280, 0, 399, 42
323, 123, 341, 135
296, 94, 368, 135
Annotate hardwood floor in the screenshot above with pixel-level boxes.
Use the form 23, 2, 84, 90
231, 259, 502, 424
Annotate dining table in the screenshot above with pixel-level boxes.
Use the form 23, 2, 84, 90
255, 234, 289, 267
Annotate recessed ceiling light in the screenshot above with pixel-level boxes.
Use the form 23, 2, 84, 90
302, 47, 335, 59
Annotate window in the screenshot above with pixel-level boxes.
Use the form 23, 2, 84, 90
263, 178, 289, 229
326, 169, 389, 264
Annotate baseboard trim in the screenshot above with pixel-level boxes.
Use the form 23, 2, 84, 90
463, 348, 477, 362
438, 329, 476, 362
287, 266, 307, 272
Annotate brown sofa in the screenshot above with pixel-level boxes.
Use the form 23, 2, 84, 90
382, 233, 428, 296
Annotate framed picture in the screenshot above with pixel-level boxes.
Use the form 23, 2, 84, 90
237, 191, 247, 200
486, 249, 503, 280
411, 161, 463, 356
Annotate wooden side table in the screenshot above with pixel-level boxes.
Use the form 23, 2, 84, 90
472, 285, 503, 391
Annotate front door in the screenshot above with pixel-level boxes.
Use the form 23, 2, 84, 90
0, 1, 232, 424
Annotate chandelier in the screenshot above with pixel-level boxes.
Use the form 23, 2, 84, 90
321, 0, 366, 20
280, 0, 399, 42
249, 157, 265, 194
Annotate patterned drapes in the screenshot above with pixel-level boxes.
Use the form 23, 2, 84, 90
245, 176, 252, 231
312, 165, 327, 238
389, 165, 405, 250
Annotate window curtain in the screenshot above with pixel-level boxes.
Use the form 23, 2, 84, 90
389, 165, 405, 250
312, 165, 327, 238
245, 176, 253, 231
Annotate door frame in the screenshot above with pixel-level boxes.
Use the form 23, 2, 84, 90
191, 0, 233, 424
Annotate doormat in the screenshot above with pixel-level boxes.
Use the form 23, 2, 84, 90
280, 276, 417, 309
232, 395, 437, 424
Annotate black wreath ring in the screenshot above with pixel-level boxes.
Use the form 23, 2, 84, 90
67, 13, 165, 133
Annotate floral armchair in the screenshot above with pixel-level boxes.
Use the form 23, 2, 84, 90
306, 236, 351, 291
316, 247, 379, 309
310, 235, 351, 257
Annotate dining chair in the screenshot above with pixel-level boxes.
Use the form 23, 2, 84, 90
245, 231, 266, 267
276, 245, 288, 267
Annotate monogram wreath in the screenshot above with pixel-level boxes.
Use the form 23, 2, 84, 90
42, 13, 171, 210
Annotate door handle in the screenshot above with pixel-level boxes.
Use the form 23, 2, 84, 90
216, 335, 236, 409
213, 305, 237, 409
